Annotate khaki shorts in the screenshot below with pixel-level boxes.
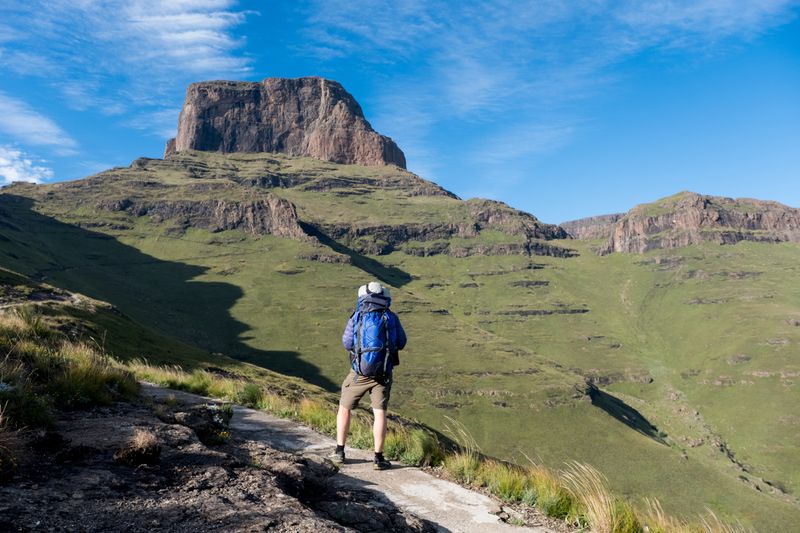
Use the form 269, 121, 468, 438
339, 370, 392, 410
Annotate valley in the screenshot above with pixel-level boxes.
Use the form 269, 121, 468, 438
1, 150, 798, 529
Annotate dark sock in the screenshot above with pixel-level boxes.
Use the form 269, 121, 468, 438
335, 445, 345, 453
374, 452, 385, 461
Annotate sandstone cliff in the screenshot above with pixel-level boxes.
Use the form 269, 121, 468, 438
601, 191, 800, 254
561, 213, 623, 240
165, 77, 406, 168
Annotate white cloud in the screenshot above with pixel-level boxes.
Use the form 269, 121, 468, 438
0, 146, 54, 184
302, 0, 799, 169
0, 92, 77, 154
1, 0, 254, 135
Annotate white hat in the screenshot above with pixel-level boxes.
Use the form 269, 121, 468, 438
358, 281, 390, 298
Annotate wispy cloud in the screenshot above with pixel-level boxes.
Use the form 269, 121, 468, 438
301, 0, 798, 176
0, 92, 77, 154
124, 108, 183, 140
0, 0, 254, 135
0, 146, 54, 184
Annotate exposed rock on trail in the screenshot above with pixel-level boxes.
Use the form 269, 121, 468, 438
0, 399, 435, 533
167, 77, 406, 168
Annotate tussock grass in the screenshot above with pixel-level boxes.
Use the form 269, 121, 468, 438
443, 450, 481, 484
562, 461, 642, 533
477, 460, 528, 502
384, 426, 443, 467
0, 405, 21, 479
639, 499, 753, 533
0, 310, 138, 428
298, 398, 336, 434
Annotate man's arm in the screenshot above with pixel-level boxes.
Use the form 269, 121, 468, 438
342, 313, 356, 350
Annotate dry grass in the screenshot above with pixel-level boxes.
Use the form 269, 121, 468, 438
130, 427, 158, 450
0, 404, 21, 479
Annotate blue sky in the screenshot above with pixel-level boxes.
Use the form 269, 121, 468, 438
0, 1, 798, 223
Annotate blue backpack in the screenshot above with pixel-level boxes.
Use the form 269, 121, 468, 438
351, 308, 393, 378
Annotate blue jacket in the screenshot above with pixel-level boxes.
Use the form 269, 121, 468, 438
342, 294, 407, 372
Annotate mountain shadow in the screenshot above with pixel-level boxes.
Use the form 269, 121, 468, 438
588, 385, 668, 445
300, 222, 412, 287
0, 194, 336, 390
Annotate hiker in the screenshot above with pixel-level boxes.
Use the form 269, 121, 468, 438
330, 281, 407, 470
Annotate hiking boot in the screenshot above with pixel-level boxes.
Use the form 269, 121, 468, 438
328, 449, 345, 465
373, 457, 391, 470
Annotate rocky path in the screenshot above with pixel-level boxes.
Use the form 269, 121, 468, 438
142, 384, 556, 533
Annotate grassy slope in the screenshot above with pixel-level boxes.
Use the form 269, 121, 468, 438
1, 152, 798, 529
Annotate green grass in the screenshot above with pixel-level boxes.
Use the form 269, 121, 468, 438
0, 151, 797, 529
0, 307, 139, 428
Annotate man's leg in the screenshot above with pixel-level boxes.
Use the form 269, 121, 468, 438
372, 408, 387, 452
336, 404, 351, 446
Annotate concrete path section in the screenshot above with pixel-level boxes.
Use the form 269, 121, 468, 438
141, 383, 555, 533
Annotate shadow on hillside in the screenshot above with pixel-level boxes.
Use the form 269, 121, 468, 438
588, 386, 668, 445
300, 222, 412, 287
0, 194, 336, 390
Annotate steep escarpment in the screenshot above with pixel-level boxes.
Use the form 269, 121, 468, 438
601, 191, 800, 254
166, 77, 406, 168
561, 213, 623, 240
97, 197, 306, 239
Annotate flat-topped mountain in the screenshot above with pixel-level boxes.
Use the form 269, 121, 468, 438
165, 77, 406, 168
596, 191, 800, 254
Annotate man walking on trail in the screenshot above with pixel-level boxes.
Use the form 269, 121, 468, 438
330, 281, 407, 470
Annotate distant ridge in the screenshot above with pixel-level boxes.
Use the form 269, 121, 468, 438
560, 213, 623, 240
594, 191, 800, 254
165, 77, 406, 168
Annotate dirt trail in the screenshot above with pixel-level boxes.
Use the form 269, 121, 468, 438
141, 384, 556, 533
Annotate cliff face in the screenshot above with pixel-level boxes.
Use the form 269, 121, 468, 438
561, 213, 623, 240
98, 196, 306, 239
166, 77, 406, 168
601, 192, 800, 254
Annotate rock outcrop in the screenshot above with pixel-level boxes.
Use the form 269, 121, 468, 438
98, 196, 306, 239
166, 77, 406, 168
601, 192, 800, 254
561, 213, 623, 240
